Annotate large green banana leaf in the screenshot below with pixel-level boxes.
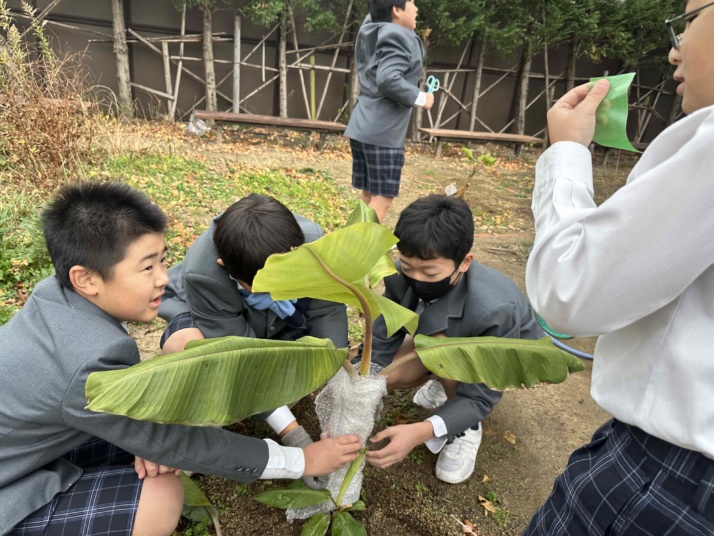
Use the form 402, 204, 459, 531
85, 336, 347, 425
344, 202, 397, 287
414, 335, 585, 389
253, 222, 417, 337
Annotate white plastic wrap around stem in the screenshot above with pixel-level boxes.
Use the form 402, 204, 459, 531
286, 364, 386, 521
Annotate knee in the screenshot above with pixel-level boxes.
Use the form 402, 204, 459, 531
161, 328, 204, 355
132, 473, 184, 536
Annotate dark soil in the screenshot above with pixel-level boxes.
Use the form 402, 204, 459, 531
131, 128, 639, 536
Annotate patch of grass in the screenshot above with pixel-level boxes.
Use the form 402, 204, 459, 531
91, 152, 351, 264
483, 489, 509, 527
0, 189, 54, 324
235, 484, 252, 497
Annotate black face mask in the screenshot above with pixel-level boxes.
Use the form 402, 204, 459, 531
402, 267, 460, 302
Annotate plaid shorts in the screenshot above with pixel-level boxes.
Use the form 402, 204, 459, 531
350, 138, 405, 197
10, 437, 142, 535
523, 419, 714, 536
160, 311, 308, 348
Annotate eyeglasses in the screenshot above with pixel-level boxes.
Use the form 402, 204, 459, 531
666, 0, 714, 50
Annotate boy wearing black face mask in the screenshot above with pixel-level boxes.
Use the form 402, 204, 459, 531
365, 194, 544, 484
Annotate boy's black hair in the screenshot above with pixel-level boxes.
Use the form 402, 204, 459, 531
214, 194, 305, 285
41, 180, 167, 289
394, 194, 474, 264
370, 0, 407, 23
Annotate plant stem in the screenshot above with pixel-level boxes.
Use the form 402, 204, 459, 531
341, 359, 358, 378
305, 249, 374, 376
378, 351, 420, 377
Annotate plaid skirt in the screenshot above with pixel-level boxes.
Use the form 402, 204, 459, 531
9, 438, 142, 535
350, 138, 405, 197
523, 419, 714, 536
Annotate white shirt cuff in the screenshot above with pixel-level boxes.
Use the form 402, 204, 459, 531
424, 416, 448, 453
415, 91, 427, 107
260, 439, 305, 479
265, 406, 296, 435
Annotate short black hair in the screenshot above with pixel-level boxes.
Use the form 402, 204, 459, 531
41, 180, 167, 289
370, 0, 407, 22
213, 194, 305, 285
394, 195, 474, 263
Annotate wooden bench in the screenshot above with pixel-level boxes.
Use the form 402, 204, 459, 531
193, 111, 346, 149
419, 128, 544, 157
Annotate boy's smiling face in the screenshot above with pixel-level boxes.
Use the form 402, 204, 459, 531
86, 232, 169, 323
670, 1, 714, 114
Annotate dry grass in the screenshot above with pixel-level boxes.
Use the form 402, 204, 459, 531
0, 1, 101, 190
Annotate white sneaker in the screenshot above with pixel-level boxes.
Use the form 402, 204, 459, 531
412, 379, 448, 409
435, 427, 482, 484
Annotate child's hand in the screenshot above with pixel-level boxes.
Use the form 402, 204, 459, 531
302, 434, 362, 477
365, 422, 434, 469
134, 456, 181, 479
547, 79, 609, 147
423, 92, 435, 111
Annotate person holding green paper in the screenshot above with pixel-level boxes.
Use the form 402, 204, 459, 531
522, 1, 714, 535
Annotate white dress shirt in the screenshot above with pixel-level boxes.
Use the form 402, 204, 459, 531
261, 406, 305, 478
526, 105, 714, 459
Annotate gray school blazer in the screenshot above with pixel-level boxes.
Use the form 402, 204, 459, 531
158, 213, 348, 348
370, 262, 545, 441
0, 277, 270, 534
344, 17, 424, 148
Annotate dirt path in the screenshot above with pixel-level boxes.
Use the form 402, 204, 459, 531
132, 127, 637, 535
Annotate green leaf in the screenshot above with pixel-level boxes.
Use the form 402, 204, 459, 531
336, 447, 367, 506
301, 513, 331, 536
331, 511, 367, 536
346, 501, 366, 512
344, 202, 398, 288
461, 146, 475, 161
345, 201, 379, 227
415, 335, 585, 390
86, 336, 347, 425
253, 224, 417, 337
253, 481, 332, 510
180, 473, 213, 507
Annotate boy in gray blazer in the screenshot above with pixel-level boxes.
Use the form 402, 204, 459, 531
344, 0, 434, 222
0, 182, 361, 536
158, 195, 349, 482
365, 195, 544, 484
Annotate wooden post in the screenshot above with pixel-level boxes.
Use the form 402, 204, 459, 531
469, 35, 487, 132
169, 4, 186, 120
310, 55, 316, 120
202, 1, 218, 114
111, 0, 133, 118
233, 14, 241, 113
161, 40, 173, 114
279, 8, 288, 118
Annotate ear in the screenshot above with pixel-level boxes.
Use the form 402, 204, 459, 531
391, 4, 403, 22
459, 253, 474, 273
216, 258, 225, 267
68, 265, 101, 296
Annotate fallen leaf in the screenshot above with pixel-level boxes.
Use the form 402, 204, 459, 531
481, 475, 490, 484
504, 431, 517, 445
478, 495, 498, 515
462, 518, 477, 534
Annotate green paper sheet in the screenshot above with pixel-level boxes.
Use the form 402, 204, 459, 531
590, 72, 639, 153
